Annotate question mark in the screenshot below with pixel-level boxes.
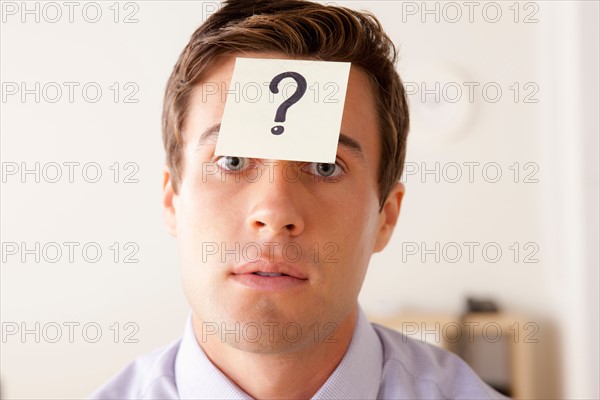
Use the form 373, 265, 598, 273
269, 71, 307, 135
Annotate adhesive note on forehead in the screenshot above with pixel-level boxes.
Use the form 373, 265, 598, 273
215, 58, 351, 163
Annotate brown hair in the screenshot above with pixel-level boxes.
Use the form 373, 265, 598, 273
162, 0, 409, 209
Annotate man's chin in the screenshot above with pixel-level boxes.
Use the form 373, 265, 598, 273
219, 319, 318, 354
211, 304, 322, 353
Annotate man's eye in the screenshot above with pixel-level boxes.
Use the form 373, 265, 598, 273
305, 162, 343, 178
215, 156, 248, 171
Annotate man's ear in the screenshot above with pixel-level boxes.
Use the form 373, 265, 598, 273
162, 166, 177, 237
373, 182, 405, 253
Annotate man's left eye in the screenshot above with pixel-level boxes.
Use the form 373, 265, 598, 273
305, 162, 343, 178
215, 156, 248, 171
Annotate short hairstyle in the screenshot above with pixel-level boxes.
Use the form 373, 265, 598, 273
162, 0, 409, 209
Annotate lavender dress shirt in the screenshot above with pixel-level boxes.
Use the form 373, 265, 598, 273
90, 307, 508, 399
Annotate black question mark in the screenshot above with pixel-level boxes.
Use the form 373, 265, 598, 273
269, 71, 307, 135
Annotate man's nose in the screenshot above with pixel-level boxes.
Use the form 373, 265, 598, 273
244, 161, 305, 238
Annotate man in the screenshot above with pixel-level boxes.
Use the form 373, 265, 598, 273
91, 0, 506, 398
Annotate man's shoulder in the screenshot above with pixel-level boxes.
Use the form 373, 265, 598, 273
371, 322, 508, 399
89, 338, 181, 400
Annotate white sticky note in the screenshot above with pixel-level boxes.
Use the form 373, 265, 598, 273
215, 58, 351, 163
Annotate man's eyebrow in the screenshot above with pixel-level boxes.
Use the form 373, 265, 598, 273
196, 123, 221, 147
196, 124, 364, 161
338, 133, 364, 161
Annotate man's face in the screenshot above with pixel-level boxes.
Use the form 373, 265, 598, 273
163, 53, 403, 352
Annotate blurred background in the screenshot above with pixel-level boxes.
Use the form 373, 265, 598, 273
1, 1, 598, 398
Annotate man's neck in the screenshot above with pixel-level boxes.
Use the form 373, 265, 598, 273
192, 307, 358, 399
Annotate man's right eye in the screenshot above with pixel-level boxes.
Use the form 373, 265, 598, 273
215, 156, 248, 171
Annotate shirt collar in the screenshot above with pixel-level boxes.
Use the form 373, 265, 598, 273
175, 306, 383, 399
311, 307, 383, 399
174, 317, 251, 400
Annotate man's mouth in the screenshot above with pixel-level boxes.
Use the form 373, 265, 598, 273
232, 260, 308, 280
231, 261, 308, 290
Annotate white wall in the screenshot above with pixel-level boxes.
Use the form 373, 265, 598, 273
1, 1, 598, 398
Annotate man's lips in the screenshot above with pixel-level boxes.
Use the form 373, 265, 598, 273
231, 260, 308, 280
